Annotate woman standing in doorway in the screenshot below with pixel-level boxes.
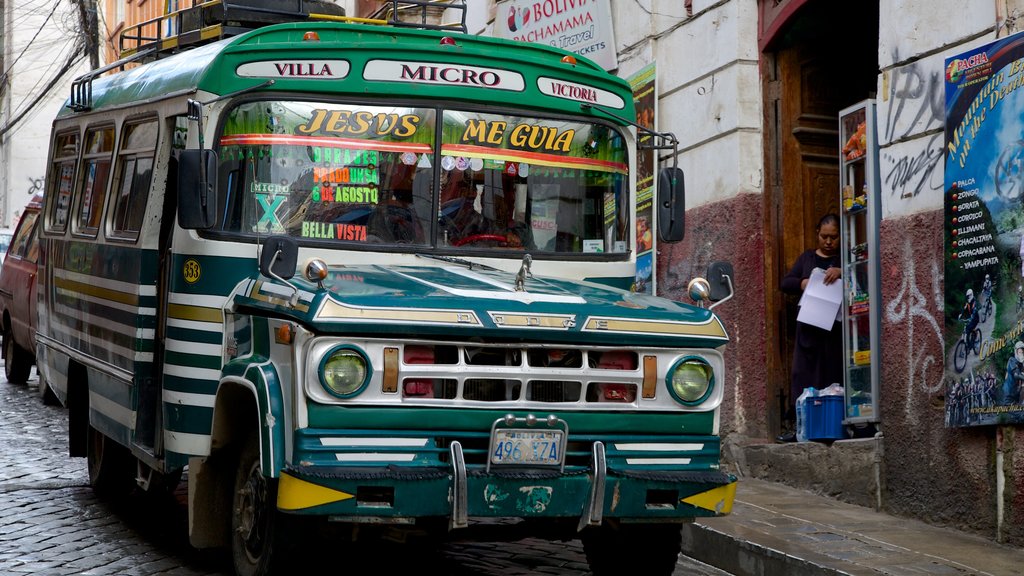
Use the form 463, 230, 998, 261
778, 213, 844, 441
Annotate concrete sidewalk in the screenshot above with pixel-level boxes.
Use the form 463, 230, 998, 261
681, 477, 1024, 576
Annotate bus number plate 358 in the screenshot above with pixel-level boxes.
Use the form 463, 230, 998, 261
490, 429, 564, 466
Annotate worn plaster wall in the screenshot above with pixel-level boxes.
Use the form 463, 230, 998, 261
657, 193, 767, 440
875, 0, 1024, 545
636, 0, 767, 440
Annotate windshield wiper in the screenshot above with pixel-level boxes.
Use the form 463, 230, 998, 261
416, 253, 499, 271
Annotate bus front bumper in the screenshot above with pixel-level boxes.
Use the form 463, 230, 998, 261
277, 441, 737, 529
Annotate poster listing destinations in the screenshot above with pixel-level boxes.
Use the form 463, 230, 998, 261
944, 30, 1024, 427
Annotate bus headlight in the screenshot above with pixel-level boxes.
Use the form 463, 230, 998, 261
320, 346, 371, 398
667, 357, 713, 405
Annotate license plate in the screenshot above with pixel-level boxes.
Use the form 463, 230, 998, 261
490, 429, 564, 466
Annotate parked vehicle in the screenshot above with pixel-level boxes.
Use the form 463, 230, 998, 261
37, 3, 736, 575
0, 194, 55, 403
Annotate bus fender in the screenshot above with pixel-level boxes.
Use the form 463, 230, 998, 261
188, 364, 287, 549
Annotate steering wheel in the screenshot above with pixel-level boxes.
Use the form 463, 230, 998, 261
452, 233, 520, 247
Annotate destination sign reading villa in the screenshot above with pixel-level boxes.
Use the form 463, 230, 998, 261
236, 60, 350, 79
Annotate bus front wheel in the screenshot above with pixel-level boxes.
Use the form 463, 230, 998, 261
231, 433, 284, 576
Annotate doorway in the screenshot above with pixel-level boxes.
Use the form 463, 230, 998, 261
761, 0, 879, 434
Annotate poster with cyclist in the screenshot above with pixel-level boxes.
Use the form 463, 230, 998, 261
944, 31, 1024, 427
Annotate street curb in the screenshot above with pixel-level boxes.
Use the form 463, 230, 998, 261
680, 522, 853, 576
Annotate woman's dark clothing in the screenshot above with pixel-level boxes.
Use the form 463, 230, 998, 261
781, 249, 844, 407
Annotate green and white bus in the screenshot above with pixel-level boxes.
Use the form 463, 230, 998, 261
37, 1, 736, 574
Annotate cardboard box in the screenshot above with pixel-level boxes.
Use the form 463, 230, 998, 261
806, 395, 844, 441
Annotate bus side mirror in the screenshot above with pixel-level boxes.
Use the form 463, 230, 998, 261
706, 261, 734, 302
177, 149, 218, 229
259, 236, 298, 281
657, 166, 685, 243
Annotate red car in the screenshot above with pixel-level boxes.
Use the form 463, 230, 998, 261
0, 194, 53, 403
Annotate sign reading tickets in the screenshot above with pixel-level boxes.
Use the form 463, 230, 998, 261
493, 0, 618, 72
944, 30, 1024, 427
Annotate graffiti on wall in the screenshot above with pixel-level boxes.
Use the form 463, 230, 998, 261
885, 238, 943, 424
881, 54, 944, 142
881, 133, 944, 200
879, 55, 945, 200
26, 176, 43, 195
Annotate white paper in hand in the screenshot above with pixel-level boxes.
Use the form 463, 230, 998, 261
797, 267, 843, 331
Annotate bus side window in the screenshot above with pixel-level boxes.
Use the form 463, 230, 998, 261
46, 131, 79, 234
74, 125, 115, 238
110, 119, 158, 241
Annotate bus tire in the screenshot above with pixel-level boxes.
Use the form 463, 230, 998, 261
38, 373, 59, 406
582, 522, 682, 576
87, 423, 136, 498
232, 432, 284, 576
3, 325, 31, 384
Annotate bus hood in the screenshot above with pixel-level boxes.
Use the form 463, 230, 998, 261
231, 262, 728, 347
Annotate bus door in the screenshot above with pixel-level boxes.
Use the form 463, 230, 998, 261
110, 117, 163, 455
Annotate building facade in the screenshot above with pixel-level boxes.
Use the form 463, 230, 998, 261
432, 0, 1024, 547
38, 0, 1024, 548
0, 0, 88, 228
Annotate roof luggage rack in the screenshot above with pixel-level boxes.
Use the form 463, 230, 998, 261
368, 1, 467, 33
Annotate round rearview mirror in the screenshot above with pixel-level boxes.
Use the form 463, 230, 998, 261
688, 277, 711, 304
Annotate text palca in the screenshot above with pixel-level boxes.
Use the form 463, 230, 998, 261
296, 109, 575, 153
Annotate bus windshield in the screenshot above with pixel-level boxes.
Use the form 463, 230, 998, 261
216, 100, 630, 255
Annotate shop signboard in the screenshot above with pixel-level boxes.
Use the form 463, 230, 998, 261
944, 30, 1024, 426
493, 0, 618, 72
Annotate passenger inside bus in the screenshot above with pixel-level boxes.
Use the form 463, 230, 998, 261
440, 179, 493, 245
439, 175, 534, 250
368, 178, 425, 244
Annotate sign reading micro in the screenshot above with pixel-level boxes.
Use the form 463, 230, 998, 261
537, 77, 624, 109
236, 60, 350, 79
364, 60, 525, 91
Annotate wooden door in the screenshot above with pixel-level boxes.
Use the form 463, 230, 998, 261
761, 1, 878, 433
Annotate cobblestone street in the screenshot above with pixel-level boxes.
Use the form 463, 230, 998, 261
0, 371, 729, 576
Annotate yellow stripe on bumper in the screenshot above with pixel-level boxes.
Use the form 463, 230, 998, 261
681, 481, 737, 515
277, 471, 354, 511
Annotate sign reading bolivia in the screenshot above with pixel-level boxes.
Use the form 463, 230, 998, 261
943, 30, 1024, 427
493, 0, 618, 72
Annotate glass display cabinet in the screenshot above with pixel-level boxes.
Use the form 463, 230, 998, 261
838, 99, 881, 435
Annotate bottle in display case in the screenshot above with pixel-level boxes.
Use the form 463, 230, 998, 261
839, 100, 881, 435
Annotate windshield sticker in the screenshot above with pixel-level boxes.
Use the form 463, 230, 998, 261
296, 109, 422, 138
460, 120, 574, 153
401, 151, 417, 165
518, 163, 530, 177
220, 134, 432, 155
470, 157, 484, 171
312, 185, 378, 203
442, 118, 626, 174
442, 144, 626, 174
302, 222, 367, 241
441, 156, 456, 171
255, 193, 286, 233
311, 147, 378, 165
417, 153, 432, 168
